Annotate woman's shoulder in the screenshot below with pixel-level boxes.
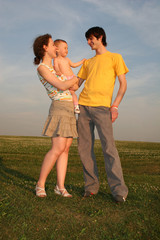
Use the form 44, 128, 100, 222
38, 63, 52, 69
38, 63, 55, 72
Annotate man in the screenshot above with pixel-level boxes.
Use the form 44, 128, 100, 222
77, 26, 129, 202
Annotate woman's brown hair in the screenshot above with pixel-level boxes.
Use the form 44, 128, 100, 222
33, 34, 52, 65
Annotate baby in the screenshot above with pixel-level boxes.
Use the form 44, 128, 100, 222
54, 39, 86, 113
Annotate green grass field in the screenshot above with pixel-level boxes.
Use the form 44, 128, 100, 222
0, 136, 160, 240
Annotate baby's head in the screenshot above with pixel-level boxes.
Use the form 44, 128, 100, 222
54, 39, 68, 57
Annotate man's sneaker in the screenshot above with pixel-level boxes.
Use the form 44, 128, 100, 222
74, 105, 80, 114
84, 191, 95, 197
114, 195, 126, 202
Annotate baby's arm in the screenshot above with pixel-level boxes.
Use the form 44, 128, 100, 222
53, 58, 62, 75
67, 58, 86, 68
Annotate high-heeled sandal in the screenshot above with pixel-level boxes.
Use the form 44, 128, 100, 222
35, 185, 47, 197
54, 185, 72, 198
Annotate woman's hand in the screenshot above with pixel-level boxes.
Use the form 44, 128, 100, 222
56, 71, 62, 76
69, 79, 79, 91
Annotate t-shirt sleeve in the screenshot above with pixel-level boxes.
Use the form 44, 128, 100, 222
114, 54, 129, 76
77, 60, 88, 79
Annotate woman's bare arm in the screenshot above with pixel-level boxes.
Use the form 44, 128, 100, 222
38, 65, 78, 91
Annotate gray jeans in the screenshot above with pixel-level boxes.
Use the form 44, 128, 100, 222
78, 105, 128, 198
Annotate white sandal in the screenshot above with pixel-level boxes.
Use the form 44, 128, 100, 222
54, 185, 72, 198
35, 185, 47, 197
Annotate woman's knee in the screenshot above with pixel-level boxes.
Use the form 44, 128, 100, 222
50, 137, 72, 156
49, 145, 65, 157
64, 146, 70, 154
64, 138, 73, 153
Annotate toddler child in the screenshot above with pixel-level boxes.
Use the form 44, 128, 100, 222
54, 39, 86, 114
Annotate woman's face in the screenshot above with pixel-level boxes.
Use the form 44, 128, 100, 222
46, 38, 58, 58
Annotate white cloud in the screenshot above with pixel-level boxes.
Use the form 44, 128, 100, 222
82, 0, 160, 48
0, 0, 83, 32
128, 62, 159, 90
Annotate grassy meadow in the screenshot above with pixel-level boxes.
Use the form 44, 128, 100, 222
0, 135, 160, 240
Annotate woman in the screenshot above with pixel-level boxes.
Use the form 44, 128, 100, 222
33, 34, 78, 198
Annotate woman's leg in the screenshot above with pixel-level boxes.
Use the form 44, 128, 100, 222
37, 137, 68, 188
56, 138, 73, 189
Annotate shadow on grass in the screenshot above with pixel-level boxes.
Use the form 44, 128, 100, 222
0, 156, 36, 194
63, 183, 113, 202
0, 154, 113, 201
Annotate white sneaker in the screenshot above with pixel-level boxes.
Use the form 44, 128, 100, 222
74, 105, 80, 114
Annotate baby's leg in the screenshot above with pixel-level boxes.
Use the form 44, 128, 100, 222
70, 90, 80, 113
70, 90, 78, 105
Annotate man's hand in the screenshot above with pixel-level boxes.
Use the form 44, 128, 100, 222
110, 107, 118, 123
110, 74, 127, 123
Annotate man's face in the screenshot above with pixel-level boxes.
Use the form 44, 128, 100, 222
87, 35, 102, 50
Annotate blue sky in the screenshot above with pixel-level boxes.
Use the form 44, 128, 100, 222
0, 0, 160, 142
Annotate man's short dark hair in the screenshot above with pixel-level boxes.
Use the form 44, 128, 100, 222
85, 26, 107, 47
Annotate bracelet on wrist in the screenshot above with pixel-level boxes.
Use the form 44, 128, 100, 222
111, 105, 118, 110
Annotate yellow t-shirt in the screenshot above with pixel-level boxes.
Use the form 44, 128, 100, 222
78, 51, 129, 107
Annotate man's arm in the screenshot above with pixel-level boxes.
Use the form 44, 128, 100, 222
78, 77, 85, 87
110, 74, 127, 123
